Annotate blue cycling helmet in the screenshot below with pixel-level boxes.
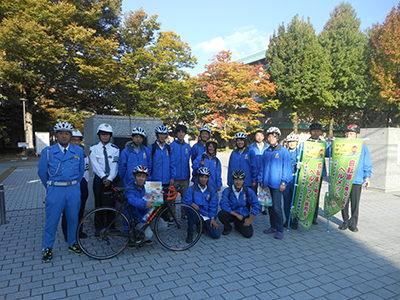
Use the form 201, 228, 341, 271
155, 125, 169, 134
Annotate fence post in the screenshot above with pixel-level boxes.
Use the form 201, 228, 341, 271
0, 185, 8, 225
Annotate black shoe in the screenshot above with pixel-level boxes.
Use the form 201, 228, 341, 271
262, 210, 268, 215
312, 219, 318, 225
339, 223, 348, 230
349, 226, 358, 232
79, 231, 88, 239
68, 243, 83, 255
42, 248, 53, 263
222, 228, 232, 236
64, 235, 67, 242
291, 223, 298, 229
283, 222, 288, 228
186, 234, 193, 243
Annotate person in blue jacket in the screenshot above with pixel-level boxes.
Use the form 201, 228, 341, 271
119, 127, 149, 188
38, 122, 85, 263
192, 139, 222, 195
183, 167, 220, 243
147, 125, 176, 187
170, 124, 191, 198
218, 170, 261, 238
190, 125, 211, 163
227, 132, 257, 189
259, 127, 292, 239
282, 133, 300, 230
339, 124, 372, 232
125, 165, 155, 249
249, 129, 269, 191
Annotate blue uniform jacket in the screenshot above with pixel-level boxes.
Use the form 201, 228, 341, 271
118, 143, 149, 187
219, 186, 261, 217
192, 154, 222, 193
183, 184, 218, 219
249, 141, 269, 179
171, 140, 191, 180
353, 144, 372, 185
147, 142, 176, 185
38, 144, 85, 187
190, 141, 206, 163
258, 144, 292, 190
125, 182, 147, 220
227, 147, 257, 187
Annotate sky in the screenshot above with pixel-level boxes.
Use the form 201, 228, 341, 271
121, 0, 398, 76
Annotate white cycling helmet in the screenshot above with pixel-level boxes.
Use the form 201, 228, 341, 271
72, 129, 83, 137
199, 125, 212, 134
266, 127, 281, 137
132, 127, 146, 137
286, 133, 299, 142
54, 121, 74, 133
155, 125, 169, 134
235, 132, 247, 140
97, 123, 113, 134
197, 167, 211, 176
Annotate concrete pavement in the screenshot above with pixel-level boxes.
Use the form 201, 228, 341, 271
0, 153, 400, 300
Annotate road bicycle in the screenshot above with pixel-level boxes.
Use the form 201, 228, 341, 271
76, 185, 203, 260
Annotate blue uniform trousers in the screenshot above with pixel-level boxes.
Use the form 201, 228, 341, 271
187, 209, 220, 239
42, 184, 81, 250
268, 188, 284, 233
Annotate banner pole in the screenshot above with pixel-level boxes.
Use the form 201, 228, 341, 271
327, 137, 333, 232
287, 140, 304, 231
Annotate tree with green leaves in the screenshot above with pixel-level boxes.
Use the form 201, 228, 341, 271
118, 9, 197, 122
318, 3, 369, 136
0, 0, 121, 145
197, 50, 276, 141
265, 15, 332, 133
369, 4, 400, 112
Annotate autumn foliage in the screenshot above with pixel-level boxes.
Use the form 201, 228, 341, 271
197, 51, 276, 140
369, 4, 400, 106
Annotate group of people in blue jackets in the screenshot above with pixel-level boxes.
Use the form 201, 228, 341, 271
38, 120, 371, 263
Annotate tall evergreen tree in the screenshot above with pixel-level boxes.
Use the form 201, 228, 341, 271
265, 15, 331, 133
319, 3, 369, 136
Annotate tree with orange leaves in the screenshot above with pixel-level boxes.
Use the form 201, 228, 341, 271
197, 50, 276, 141
369, 4, 400, 109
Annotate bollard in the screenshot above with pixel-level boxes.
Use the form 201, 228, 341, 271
0, 185, 8, 225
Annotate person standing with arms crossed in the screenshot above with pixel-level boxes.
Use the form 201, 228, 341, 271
38, 122, 85, 263
89, 123, 120, 235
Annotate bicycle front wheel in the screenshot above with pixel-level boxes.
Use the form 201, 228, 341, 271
154, 203, 203, 251
76, 207, 130, 260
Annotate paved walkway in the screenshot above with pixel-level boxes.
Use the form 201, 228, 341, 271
0, 155, 399, 300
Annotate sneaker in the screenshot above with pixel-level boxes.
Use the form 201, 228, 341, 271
339, 223, 348, 230
283, 221, 288, 228
274, 232, 284, 239
291, 223, 298, 229
144, 240, 153, 245
263, 228, 276, 234
312, 219, 318, 225
127, 241, 137, 250
42, 248, 53, 263
262, 210, 268, 215
222, 228, 232, 236
68, 243, 83, 255
349, 226, 358, 232
186, 234, 193, 243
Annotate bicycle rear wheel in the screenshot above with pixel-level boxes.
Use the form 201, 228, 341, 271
76, 207, 130, 260
154, 203, 203, 251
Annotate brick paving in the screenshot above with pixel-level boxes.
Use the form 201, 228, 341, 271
0, 155, 399, 300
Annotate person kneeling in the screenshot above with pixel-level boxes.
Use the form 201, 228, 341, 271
218, 170, 261, 238
125, 165, 155, 249
183, 167, 220, 243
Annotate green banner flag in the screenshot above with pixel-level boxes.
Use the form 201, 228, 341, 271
292, 141, 327, 229
324, 138, 363, 218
